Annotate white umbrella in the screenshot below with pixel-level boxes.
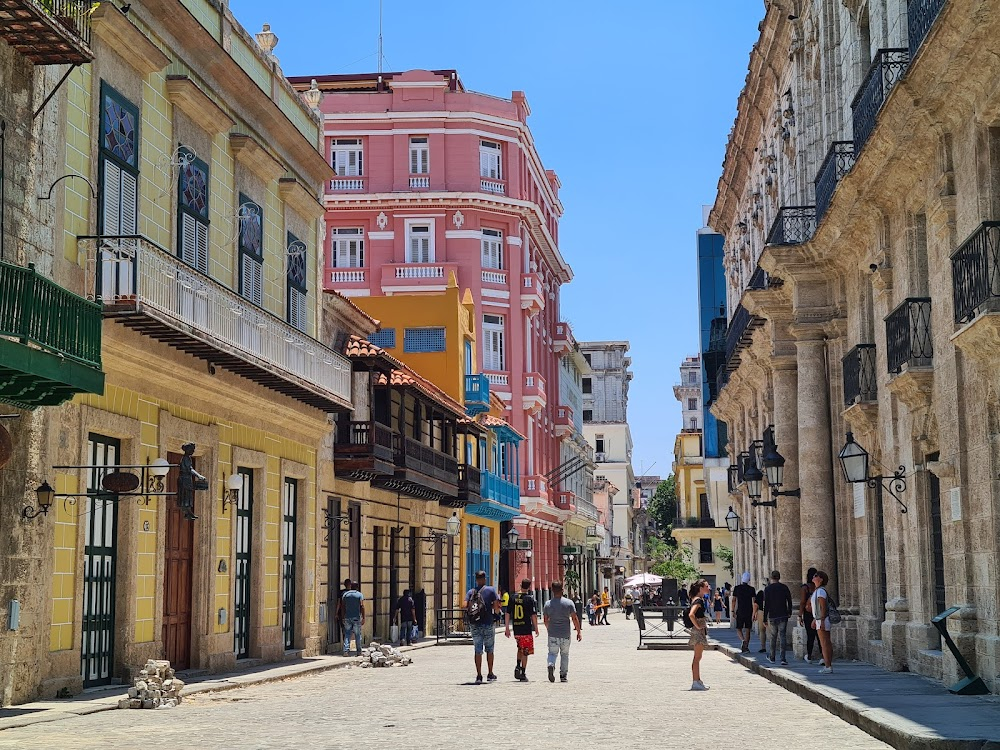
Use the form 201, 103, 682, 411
624, 572, 662, 587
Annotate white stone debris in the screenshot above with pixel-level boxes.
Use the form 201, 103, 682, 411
117, 659, 185, 709
352, 641, 412, 669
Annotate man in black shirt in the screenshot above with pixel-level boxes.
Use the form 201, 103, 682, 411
762, 570, 794, 665
731, 572, 756, 653
505, 577, 539, 682
394, 589, 416, 646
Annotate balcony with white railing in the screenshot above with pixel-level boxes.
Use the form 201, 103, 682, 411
484, 371, 510, 389
523, 372, 546, 413
574, 494, 600, 522
554, 406, 574, 438
330, 177, 366, 191
520, 272, 544, 316
380, 262, 459, 293
409, 175, 430, 189
554, 321, 576, 355
480, 179, 506, 195
481, 269, 507, 286
327, 268, 367, 287
80, 235, 352, 411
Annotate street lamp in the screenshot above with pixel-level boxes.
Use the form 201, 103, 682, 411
23, 481, 56, 519
838, 432, 908, 512
724, 506, 758, 542
761, 425, 800, 499
743, 454, 765, 504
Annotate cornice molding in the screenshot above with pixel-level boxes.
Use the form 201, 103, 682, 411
166, 76, 235, 135
91, 4, 171, 75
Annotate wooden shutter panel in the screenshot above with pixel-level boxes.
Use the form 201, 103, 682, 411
181, 213, 197, 266
120, 170, 138, 235
196, 220, 209, 273
102, 160, 121, 235
410, 147, 418, 175
242, 254, 262, 305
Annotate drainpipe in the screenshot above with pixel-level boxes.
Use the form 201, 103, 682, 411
1, 119, 5, 261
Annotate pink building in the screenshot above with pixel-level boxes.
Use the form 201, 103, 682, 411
289, 69, 574, 597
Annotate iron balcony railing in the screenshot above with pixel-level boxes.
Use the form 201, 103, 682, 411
80, 235, 352, 407
766, 206, 816, 246
674, 517, 716, 529
699, 552, 715, 564
815, 141, 856, 224
885, 297, 933, 374
747, 265, 768, 290
0, 0, 94, 65
0, 259, 102, 367
852, 48, 910, 155
908, 0, 947, 60
481, 470, 519, 509
951, 222, 1000, 324
842, 344, 878, 406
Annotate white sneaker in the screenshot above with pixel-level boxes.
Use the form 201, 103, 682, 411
691, 680, 710, 691
803, 657, 813, 664
818, 666, 833, 675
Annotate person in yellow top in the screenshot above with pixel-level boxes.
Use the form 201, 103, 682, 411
599, 587, 611, 625
623, 590, 635, 620
498, 588, 510, 626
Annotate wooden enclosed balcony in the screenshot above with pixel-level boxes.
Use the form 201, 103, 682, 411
452, 463, 482, 508
334, 419, 396, 481
0, 0, 93, 65
375, 435, 459, 501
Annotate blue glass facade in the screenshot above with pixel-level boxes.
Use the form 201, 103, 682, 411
697, 228, 728, 458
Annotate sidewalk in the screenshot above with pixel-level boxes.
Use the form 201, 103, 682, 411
709, 625, 1000, 750
0, 641, 435, 733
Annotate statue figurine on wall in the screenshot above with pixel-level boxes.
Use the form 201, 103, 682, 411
177, 442, 207, 521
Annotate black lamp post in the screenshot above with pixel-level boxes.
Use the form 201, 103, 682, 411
761, 425, 800, 499
724, 505, 758, 542
838, 431, 908, 512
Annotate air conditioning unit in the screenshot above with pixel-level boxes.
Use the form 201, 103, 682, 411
595, 452, 606, 462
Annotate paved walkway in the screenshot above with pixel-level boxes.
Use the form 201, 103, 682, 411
709, 623, 1000, 749
0, 612, 890, 749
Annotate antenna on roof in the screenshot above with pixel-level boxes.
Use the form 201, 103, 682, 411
377, 0, 384, 74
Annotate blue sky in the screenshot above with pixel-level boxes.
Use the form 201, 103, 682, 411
231, 1, 763, 477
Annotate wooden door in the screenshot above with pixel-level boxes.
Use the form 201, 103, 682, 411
234, 467, 253, 659
163, 451, 194, 669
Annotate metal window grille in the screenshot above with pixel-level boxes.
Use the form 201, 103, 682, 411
369, 329, 396, 349
404, 327, 446, 353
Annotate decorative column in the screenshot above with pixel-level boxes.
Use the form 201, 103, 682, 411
772, 356, 802, 584
794, 325, 837, 581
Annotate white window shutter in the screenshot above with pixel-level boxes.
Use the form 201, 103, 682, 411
102, 160, 121, 235
480, 149, 490, 178
241, 254, 263, 305
181, 213, 197, 266
196, 220, 209, 273
410, 148, 418, 175
120, 170, 137, 235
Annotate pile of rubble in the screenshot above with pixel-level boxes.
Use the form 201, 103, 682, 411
356, 642, 413, 668
117, 660, 185, 709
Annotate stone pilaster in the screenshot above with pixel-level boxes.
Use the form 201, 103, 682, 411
772, 360, 801, 585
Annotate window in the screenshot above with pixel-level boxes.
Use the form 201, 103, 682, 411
582, 377, 592, 394
286, 231, 307, 332
369, 329, 396, 349
331, 138, 363, 176
583, 354, 591, 366
331, 227, 364, 268
687, 398, 697, 410
595, 435, 605, 454
481, 228, 503, 269
98, 83, 139, 300
479, 140, 501, 179
177, 147, 209, 273
689, 418, 698, 430
409, 137, 429, 174
483, 314, 504, 370
404, 327, 446, 353
699, 538, 713, 564
238, 194, 263, 305
582, 409, 593, 422
407, 223, 432, 263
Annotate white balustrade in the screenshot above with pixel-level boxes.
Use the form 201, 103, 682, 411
395, 265, 444, 279
330, 178, 365, 190
480, 179, 505, 195
481, 270, 507, 285
330, 269, 365, 283
409, 176, 430, 189
485, 372, 509, 386
82, 236, 352, 405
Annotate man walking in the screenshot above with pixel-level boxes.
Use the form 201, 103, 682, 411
466, 570, 500, 684
599, 586, 611, 625
732, 572, 757, 652
394, 589, 416, 646
762, 570, 793, 665
543, 581, 582, 683
340, 581, 365, 657
505, 577, 539, 682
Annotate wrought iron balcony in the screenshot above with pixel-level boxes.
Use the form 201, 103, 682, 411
815, 141, 856, 224
885, 298, 932, 374
699, 551, 715, 564
766, 206, 816, 246
0, 0, 93, 65
852, 48, 909, 155
723, 303, 764, 371
747, 265, 768, 290
951, 222, 1000, 324
0, 259, 104, 407
80, 235, 352, 411
464, 373, 490, 416
842, 344, 878, 406
908, 0, 947, 60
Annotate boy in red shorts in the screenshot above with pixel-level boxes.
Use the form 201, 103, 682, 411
505, 577, 539, 682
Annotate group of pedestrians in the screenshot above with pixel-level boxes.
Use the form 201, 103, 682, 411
686, 567, 837, 691
465, 571, 582, 684
586, 587, 611, 625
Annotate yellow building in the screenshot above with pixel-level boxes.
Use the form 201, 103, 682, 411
22, 1, 364, 701
351, 277, 523, 599
671, 430, 732, 591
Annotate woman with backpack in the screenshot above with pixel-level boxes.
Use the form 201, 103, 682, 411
811, 570, 834, 674
686, 579, 711, 690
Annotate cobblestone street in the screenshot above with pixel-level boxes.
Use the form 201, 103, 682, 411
0, 615, 889, 749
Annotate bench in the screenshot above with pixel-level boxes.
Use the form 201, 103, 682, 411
632, 604, 687, 649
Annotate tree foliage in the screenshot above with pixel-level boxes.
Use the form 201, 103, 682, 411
716, 544, 734, 577
647, 476, 677, 540
646, 536, 700, 584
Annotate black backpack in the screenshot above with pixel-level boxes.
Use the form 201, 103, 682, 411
682, 601, 698, 628
467, 588, 488, 624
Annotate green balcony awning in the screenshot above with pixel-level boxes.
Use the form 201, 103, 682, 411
0, 336, 104, 408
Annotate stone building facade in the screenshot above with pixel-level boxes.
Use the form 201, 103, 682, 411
711, 0, 1000, 691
